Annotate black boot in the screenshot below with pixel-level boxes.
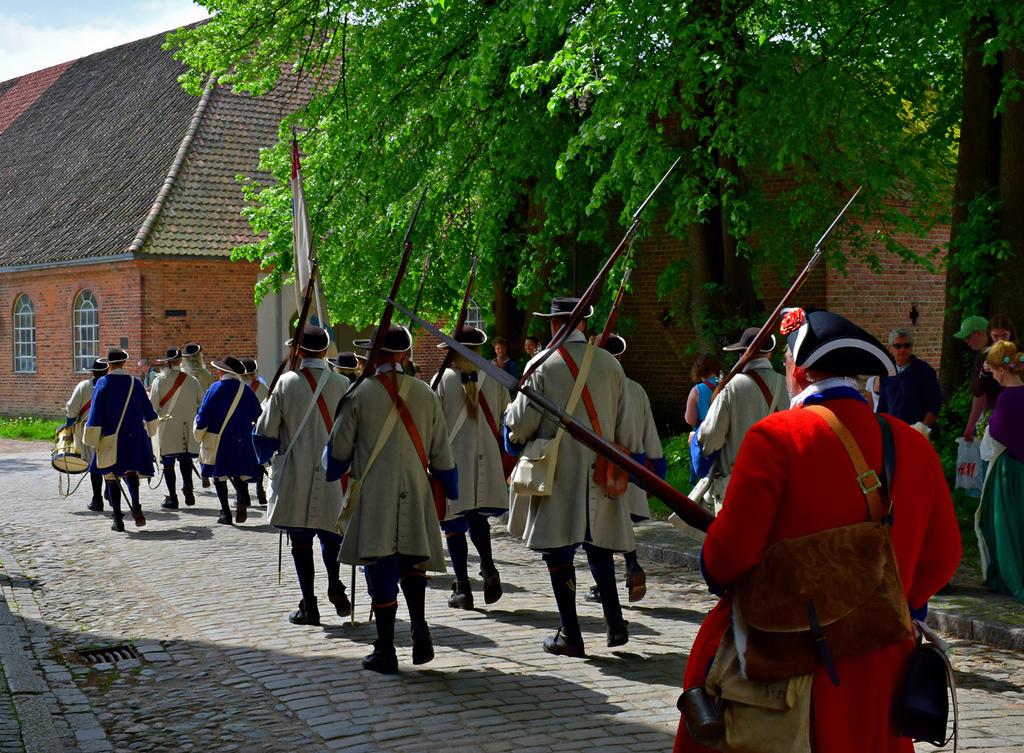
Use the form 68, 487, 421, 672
625, 563, 646, 604
288, 599, 321, 626
584, 585, 602, 604
161, 463, 179, 509
107, 480, 125, 532
322, 537, 350, 617
468, 512, 501, 604
401, 573, 434, 665
125, 475, 145, 527
231, 477, 250, 524
180, 458, 196, 505
448, 581, 474, 610
256, 468, 268, 506
213, 479, 233, 524
88, 472, 104, 511
586, 545, 627, 647
543, 560, 585, 657
290, 539, 318, 621
362, 604, 399, 674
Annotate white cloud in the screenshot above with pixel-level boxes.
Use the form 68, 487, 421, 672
0, 3, 211, 83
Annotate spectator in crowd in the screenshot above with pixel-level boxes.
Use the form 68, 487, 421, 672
976, 340, 1024, 602
684, 353, 722, 484
524, 335, 543, 359
964, 314, 1017, 441
491, 336, 519, 378
877, 327, 941, 436
864, 375, 881, 412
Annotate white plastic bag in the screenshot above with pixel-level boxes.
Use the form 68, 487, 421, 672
954, 438, 983, 493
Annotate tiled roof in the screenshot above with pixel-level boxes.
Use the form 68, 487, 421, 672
0, 28, 304, 270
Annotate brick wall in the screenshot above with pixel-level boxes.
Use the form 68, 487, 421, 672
0, 257, 259, 417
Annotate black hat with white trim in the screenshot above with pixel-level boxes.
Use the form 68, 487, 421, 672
239, 357, 259, 375
601, 334, 627, 357
436, 325, 488, 349
723, 327, 776, 353
327, 352, 360, 371
154, 348, 182, 365
352, 324, 412, 353
211, 355, 247, 375
781, 308, 895, 377
533, 297, 594, 319
98, 348, 129, 365
182, 342, 202, 357
87, 359, 108, 373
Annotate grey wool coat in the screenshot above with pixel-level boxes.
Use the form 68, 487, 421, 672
254, 363, 349, 531
624, 377, 662, 521
504, 331, 642, 552
66, 379, 96, 465
148, 367, 203, 457
437, 367, 511, 517
329, 370, 456, 572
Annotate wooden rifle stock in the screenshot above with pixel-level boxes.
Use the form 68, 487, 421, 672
595, 267, 632, 349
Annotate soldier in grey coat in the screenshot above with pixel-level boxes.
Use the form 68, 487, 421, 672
585, 335, 666, 605
65, 360, 108, 511
327, 325, 458, 674
149, 348, 204, 509
504, 298, 642, 657
181, 342, 216, 393
254, 327, 351, 626
436, 326, 512, 609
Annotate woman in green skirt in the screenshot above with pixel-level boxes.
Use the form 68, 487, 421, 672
977, 340, 1024, 601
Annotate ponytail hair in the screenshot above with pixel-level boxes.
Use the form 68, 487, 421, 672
986, 340, 1023, 373
454, 353, 479, 415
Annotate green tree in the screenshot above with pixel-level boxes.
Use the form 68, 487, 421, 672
168, 0, 963, 351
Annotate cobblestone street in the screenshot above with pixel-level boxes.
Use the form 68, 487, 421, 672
2, 440, 1023, 752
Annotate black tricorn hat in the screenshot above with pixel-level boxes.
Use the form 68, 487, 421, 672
154, 347, 182, 365
436, 325, 488, 349
353, 324, 412, 353
327, 352, 360, 371
239, 357, 259, 375
781, 307, 896, 377
601, 334, 627, 357
723, 327, 776, 353
98, 348, 129, 365
297, 325, 330, 353
182, 342, 202, 357
533, 296, 594, 319
87, 359, 108, 373
211, 355, 247, 375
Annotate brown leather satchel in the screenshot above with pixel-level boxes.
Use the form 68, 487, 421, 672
733, 407, 913, 684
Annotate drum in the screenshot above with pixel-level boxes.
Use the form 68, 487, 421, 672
51, 425, 89, 474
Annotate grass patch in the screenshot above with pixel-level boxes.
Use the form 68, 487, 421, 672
951, 488, 981, 577
648, 434, 693, 519
0, 416, 62, 441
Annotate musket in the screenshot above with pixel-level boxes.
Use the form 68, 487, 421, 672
594, 267, 632, 349
713, 186, 862, 397
407, 253, 432, 328
520, 156, 681, 385
334, 183, 429, 418
429, 254, 480, 391
392, 298, 715, 532
267, 258, 318, 396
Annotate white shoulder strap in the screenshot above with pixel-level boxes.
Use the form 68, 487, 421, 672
278, 368, 331, 460
547, 343, 596, 456
221, 380, 245, 433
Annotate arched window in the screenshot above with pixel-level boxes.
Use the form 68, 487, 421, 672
73, 290, 99, 372
13, 294, 36, 373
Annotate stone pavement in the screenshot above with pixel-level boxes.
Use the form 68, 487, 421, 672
1, 438, 1023, 752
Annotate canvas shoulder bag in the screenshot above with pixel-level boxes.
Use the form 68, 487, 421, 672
96, 376, 134, 469
198, 381, 245, 466
511, 342, 595, 497
732, 407, 912, 684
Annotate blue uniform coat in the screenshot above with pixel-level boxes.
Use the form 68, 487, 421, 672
84, 371, 158, 477
194, 376, 263, 479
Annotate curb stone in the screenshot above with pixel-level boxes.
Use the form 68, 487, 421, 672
633, 520, 1024, 652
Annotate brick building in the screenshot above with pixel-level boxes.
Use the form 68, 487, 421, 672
0, 30, 300, 417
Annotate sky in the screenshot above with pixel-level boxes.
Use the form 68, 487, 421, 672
0, 0, 210, 82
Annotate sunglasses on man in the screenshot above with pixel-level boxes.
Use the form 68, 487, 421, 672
891, 343, 912, 350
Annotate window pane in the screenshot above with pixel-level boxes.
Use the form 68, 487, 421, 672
13, 295, 36, 373
73, 290, 99, 372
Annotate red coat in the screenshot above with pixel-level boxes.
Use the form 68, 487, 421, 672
675, 398, 961, 753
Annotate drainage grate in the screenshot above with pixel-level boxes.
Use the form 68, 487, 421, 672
70, 644, 141, 665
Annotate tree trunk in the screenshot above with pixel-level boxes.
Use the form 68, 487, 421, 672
991, 43, 1024, 324
939, 16, 1002, 398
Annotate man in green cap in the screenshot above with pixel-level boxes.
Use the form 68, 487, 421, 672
954, 315, 994, 444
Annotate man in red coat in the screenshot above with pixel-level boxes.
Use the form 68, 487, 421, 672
675, 308, 961, 753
